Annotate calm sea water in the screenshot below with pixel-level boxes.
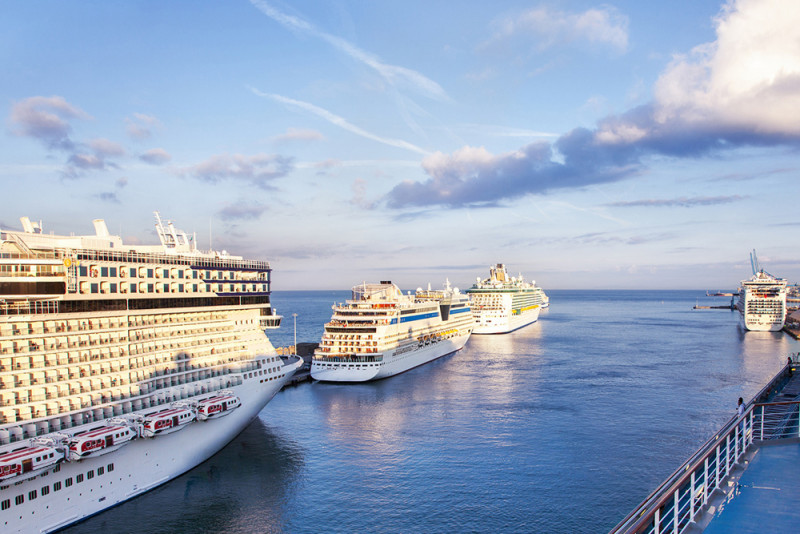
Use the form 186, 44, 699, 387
62, 290, 799, 533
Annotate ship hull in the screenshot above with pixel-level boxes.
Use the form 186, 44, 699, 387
472, 306, 540, 334
312, 333, 470, 382
2, 356, 301, 534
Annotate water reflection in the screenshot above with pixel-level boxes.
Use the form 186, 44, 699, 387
61, 418, 304, 534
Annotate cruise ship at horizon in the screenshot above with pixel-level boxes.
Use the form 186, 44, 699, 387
310, 280, 474, 382
736, 252, 787, 332
466, 264, 548, 334
0, 213, 301, 532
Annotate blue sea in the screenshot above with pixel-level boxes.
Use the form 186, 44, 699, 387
62, 290, 799, 533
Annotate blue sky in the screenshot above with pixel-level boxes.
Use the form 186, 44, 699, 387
2, 0, 799, 290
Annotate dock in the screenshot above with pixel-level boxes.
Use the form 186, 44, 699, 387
277, 342, 318, 387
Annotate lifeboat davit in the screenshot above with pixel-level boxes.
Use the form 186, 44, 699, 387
142, 407, 195, 437
0, 445, 64, 483
67, 424, 136, 461
197, 394, 241, 420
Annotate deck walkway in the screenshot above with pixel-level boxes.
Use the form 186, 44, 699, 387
702, 443, 800, 533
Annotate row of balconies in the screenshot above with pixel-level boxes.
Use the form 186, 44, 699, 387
0, 339, 252, 391
0, 357, 258, 413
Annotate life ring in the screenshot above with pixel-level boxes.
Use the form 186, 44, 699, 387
89, 267, 99, 278
63, 258, 72, 268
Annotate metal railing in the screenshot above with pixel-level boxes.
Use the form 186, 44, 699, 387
611, 363, 797, 534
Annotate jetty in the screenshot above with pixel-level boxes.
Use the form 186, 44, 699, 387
277, 342, 318, 386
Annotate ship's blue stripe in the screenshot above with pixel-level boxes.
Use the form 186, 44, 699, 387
399, 311, 440, 323
451, 307, 471, 314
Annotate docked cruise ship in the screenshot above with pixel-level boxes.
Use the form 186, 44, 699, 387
737, 270, 788, 332
466, 264, 547, 334
0, 213, 301, 533
311, 280, 474, 382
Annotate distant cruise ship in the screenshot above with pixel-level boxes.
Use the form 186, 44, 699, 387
737, 270, 788, 332
0, 213, 301, 533
466, 264, 548, 334
311, 280, 474, 382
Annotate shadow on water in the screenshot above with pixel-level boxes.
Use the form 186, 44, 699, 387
61, 419, 304, 534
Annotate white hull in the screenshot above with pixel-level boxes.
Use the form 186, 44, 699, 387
737, 271, 787, 332
472, 306, 540, 334
312, 333, 469, 382
1, 356, 301, 533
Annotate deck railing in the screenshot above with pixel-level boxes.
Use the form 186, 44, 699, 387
610, 363, 797, 534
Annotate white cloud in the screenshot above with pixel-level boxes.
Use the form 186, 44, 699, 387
139, 148, 172, 165
125, 113, 161, 140
653, 0, 800, 135
251, 88, 431, 156
182, 152, 293, 189
249, 0, 447, 101
89, 138, 125, 157
485, 5, 629, 53
8, 95, 90, 150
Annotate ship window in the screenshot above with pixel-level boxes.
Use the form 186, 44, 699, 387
28, 490, 37, 500
79, 266, 88, 277
110, 283, 118, 293
148, 269, 154, 278
41, 485, 50, 496
54, 481, 62, 491
91, 283, 99, 293
1, 498, 9, 510
107, 463, 114, 472
101, 267, 109, 277
110, 267, 117, 277
87, 470, 94, 479
15, 495, 23, 506
76, 474, 84, 483
65, 477, 73, 487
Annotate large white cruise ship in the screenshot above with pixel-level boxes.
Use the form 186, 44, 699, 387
0, 213, 301, 533
466, 264, 547, 334
311, 280, 474, 382
737, 270, 788, 332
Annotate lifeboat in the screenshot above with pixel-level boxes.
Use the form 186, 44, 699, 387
67, 424, 136, 461
197, 394, 241, 421
0, 445, 64, 483
142, 407, 195, 437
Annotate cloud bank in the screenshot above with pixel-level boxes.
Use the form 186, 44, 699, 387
386, 0, 800, 209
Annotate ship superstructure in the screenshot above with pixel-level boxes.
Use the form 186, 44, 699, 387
466, 264, 547, 334
0, 213, 300, 532
737, 251, 787, 332
311, 280, 474, 382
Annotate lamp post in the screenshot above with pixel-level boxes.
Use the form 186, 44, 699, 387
292, 313, 297, 355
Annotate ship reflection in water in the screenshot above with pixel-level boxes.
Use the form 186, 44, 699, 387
60, 418, 304, 534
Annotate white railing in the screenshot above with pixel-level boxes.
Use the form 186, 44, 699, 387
611, 364, 796, 534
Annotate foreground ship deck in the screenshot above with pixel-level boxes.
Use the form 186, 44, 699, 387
0, 214, 301, 532
611, 358, 800, 534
